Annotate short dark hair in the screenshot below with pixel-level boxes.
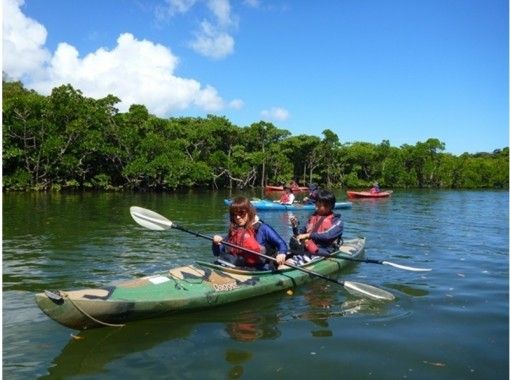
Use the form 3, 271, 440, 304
316, 189, 336, 210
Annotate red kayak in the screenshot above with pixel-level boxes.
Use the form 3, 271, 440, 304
264, 185, 309, 193
346, 190, 393, 199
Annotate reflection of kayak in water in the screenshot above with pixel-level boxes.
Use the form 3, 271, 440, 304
224, 199, 352, 211
35, 238, 365, 330
41, 302, 283, 378
346, 190, 393, 199
39, 318, 194, 379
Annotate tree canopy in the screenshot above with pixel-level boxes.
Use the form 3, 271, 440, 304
3, 80, 508, 191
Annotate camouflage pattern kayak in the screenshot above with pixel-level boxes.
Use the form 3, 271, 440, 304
35, 237, 366, 330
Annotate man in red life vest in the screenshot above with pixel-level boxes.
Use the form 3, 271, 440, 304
287, 190, 343, 265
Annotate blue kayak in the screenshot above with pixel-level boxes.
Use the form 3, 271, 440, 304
223, 199, 352, 211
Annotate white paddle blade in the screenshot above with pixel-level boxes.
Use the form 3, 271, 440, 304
382, 261, 432, 272
344, 281, 395, 301
130, 206, 173, 231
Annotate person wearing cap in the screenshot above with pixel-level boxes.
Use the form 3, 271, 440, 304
303, 183, 319, 204
279, 186, 295, 205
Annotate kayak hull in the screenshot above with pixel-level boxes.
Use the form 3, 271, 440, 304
346, 191, 393, 199
224, 199, 352, 211
35, 237, 365, 330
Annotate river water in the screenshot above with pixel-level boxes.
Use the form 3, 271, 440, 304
2, 190, 508, 379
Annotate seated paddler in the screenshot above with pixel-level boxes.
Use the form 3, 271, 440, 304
212, 196, 288, 270
287, 189, 343, 265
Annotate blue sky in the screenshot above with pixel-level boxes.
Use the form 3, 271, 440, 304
3, 0, 508, 154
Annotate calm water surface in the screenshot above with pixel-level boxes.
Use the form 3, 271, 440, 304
3, 190, 509, 379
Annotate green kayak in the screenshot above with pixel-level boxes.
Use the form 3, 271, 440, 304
35, 237, 366, 330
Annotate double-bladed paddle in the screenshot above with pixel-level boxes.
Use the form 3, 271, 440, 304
336, 255, 431, 272
313, 252, 431, 272
129, 206, 395, 302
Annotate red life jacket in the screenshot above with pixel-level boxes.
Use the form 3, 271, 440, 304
227, 227, 263, 267
304, 213, 337, 254
280, 193, 290, 203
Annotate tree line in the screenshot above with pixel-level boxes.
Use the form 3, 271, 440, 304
2, 80, 508, 191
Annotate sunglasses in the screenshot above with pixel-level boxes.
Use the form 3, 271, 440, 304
233, 210, 248, 217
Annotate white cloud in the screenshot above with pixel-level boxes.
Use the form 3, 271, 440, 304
243, 0, 261, 8
2, 0, 242, 117
2, 0, 51, 79
158, 0, 236, 59
155, 0, 197, 21
207, 0, 234, 27
261, 107, 290, 121
166, 0, 197, 14
28, 33, 225, 115
194, 84, 224, 111
228, 99, 244, 109
189, 21, 234, 59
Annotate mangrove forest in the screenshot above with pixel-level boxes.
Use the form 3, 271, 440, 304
2, 80, 508, 191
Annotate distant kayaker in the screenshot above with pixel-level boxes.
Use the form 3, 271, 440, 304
279, 186, 295, 205
289, 180, 300, 192
370, 182, 381, 194
303, 183, 319, 204
212, 197, 288, 269
287, 189, 343, 265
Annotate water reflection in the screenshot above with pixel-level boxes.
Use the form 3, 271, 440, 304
37, 285, 392, 379
300, 282, 336, 337
38, 318, 194, 379
225, 349, 252, 379
225, 313, 280, 342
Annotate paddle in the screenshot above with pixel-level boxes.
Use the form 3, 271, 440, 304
129, 206, 394, 301
313, 252, 431, 272
289, 220, 429, 272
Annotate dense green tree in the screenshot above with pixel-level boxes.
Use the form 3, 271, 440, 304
2, 80, 508, 191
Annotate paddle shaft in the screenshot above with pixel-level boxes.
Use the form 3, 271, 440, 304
291, 229, 430, 272
171, 224, 348, 286
315, 252, 382, 264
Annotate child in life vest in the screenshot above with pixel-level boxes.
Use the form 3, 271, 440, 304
287, 190, 343, 265
279, 186, 295, 205
212, 197, 288, 269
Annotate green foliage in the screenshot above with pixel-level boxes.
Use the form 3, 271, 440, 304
2, 80, 508, 191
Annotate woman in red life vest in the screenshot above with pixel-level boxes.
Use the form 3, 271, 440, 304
288, 190, 343, 265
279, 186, 295, 205
212, 197, 288, 269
